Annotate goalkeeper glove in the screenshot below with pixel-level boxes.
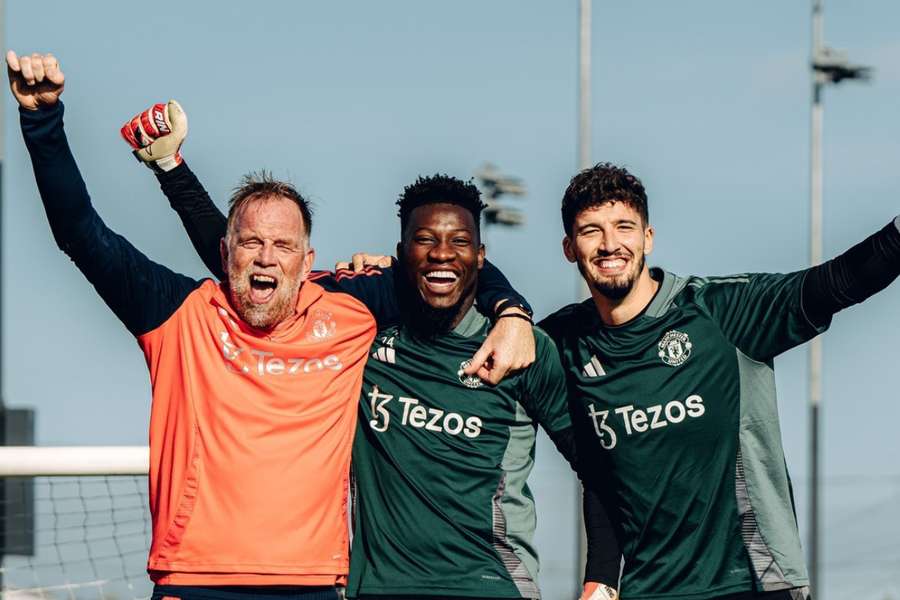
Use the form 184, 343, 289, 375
580, 582, 618, 600
120, 100, 187, 172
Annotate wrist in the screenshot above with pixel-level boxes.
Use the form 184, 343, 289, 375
496, 311, 533, 325
493, 298, 533, 319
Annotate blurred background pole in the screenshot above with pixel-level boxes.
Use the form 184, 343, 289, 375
808, 1, 823, 594
1, 0, 6, 413
1, 0, 6, 588
576, 0, 592, 595
577, 0, 591, 308
808, 2, 871, 595
578, 0, 591, 173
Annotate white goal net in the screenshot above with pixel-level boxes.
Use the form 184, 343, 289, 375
0, 447, 151, 600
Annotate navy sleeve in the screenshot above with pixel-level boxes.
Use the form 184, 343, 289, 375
156, 162, 227, 279
583, 483, 622, 587
309, 266, 400, 330
19, 102, 200, 337
156, 162, 533, 324
802, 217, 900, 327
477, 260, 532, 317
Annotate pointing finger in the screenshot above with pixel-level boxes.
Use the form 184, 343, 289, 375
464, 344, 492, 376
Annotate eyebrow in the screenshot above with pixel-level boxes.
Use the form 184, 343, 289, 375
413, 227, 474, 234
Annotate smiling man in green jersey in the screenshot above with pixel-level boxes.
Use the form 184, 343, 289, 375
348, 175, 618, 600
539, 163, 900, 600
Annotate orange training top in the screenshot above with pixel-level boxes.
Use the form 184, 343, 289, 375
139, 280, 375, 586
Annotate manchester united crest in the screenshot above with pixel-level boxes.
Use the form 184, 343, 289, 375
658, 330, 692, 367
307, 309, 337, 341
457, 360, 483, 389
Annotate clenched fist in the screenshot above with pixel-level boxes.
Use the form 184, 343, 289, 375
120, 100, 188, 172
6, 50, 65, 110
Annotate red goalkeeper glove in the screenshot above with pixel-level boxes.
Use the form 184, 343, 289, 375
120, 100, 187, 172
580, 582, 618, 600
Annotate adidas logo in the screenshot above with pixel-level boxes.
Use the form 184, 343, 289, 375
582, 355, 605, 378
371, 346, 396, 364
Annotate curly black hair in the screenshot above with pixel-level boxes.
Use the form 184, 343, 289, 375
397, 174, 487, 235
561, 163, 648, 235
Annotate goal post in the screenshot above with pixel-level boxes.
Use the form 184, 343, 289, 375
0, 446, 152, 600
0, 447, 149, 477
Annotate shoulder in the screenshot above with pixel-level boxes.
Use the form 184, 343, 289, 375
162, 278, 218, 313
538, 299, 594, 342
532, 325, 560, 356
681, 272, 780, 303
309, 279, 374, 318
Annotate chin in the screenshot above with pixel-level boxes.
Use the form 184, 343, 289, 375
422, 296, 459, 310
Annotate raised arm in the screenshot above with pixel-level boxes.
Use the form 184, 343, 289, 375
694, 217, 900, 362
802, 217, 900, 326
9, 52, 199, 337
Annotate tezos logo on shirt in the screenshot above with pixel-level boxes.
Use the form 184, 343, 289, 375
658, 330, 692, 366
367, 385, 483, 438
586, 395, 705, 450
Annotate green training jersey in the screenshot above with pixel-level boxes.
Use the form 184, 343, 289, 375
347, 307, 573, 599
540, 269, 828, 600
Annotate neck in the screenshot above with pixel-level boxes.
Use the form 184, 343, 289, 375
448, 294, 477, 330
400, 281, 477, 338
591, 267, 659, 326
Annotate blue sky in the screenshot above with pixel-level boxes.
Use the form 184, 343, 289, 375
3, 2, 899, 597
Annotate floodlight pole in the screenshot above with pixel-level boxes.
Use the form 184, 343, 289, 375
808, 2, 871, 595
575, 1, 592, 597
578, 0, 591, 172
1, 0, 7, 587
808, 1, 824, 595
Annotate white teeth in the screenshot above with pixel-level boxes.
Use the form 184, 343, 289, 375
599, 259, 625, 269
425, 271, 458, 280
251, 274, 276, 284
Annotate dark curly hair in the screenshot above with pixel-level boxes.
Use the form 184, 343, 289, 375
227, 170, 313, 238
397, 174, 487, 235
561, 163, 648, 235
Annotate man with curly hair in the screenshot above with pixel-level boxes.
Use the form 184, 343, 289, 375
540, 162, 900, 600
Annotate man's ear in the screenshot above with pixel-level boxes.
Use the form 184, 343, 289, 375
220, 238, 228, 276
477, 243, 485, 270
301, 247, 316, 281
562, 235, 577, 263
644, 225, 655, 256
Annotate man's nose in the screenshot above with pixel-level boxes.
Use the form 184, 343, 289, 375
428, 240, 455, 262
596, 229, 620, 254
255, 243, 277, 266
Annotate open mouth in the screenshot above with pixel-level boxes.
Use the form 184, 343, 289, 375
249, 274, 278, 304
422, 270, 459, 293
593, 256, 628, 275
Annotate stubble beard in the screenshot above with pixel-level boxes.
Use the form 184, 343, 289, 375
227, 264, 302, 330
580, 252, 646, 301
